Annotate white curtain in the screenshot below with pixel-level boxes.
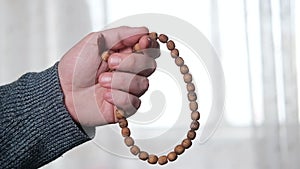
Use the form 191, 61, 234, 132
0, 0, 99, 84
1, 0, 299, 169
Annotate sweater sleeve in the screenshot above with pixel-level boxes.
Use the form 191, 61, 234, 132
0, 63, 91, 169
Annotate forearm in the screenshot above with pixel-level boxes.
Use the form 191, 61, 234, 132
0, 63, 90, 169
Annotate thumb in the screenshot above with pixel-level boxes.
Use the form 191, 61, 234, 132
70, 32, 102, 87
100, 26, 149, 50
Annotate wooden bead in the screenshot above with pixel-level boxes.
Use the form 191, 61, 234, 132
187, 130, 196, 140
148, 154, 158, 164
187, 92, 197, 101
186, 83, 195, 92
191, 111, 200, 120
184, 73, 192, 83
190, 120, 200, 130
180, 65, 189, 74
167, 152, 178, 161
167, 40, 175, 50
175, 57, 184, 66
158, 34, 168, 43
130, 145, 140, 155
171, 49, 179, 58
139, 151, 149, 161
174, 145, 185, 155
182, 138, 192, 149
189, 101, 198, 111
119, 119, 128, 128
121, 127, 131, 137
124, 137, 134, 146
101, 50, 110, 62
158, 155, 168, 165
149, 32, 158, 40
133, 43, 141, 52
115, 109, 125, 119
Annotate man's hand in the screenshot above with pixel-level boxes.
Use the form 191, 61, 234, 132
58, 26, 159, 126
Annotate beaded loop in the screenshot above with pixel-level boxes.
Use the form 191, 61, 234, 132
101, 32, 200, 165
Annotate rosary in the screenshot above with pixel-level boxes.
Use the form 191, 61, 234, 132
101, 32, 200, 165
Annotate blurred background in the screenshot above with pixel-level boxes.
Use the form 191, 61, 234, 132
1, 0, 300, 168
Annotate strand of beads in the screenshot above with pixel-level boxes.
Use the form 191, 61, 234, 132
101, 32, 200, 165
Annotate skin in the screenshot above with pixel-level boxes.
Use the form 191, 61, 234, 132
58, 26, 159, 127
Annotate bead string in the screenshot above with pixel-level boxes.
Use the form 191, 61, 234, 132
101, 32, 200, 165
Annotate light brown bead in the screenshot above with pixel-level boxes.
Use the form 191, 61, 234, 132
167, 40, 175, 50
139, 151, 149, 161
180, 65, 189, 74
130, 145, 140, 155
188, 92, 197, 101
175, 57, 184, 66
167, 152, 178, 161
149, 32, 157, 40
119, 119, 128, 128
191, 111, 200, 120
187, 130, 196, 140
182, 138, 192, 149
124, 137, 134, 147
158, 34, 168, 43
171, 49, 179, 58
148, 154, 158, 164
189, 101, 198, 111
133, 43, 141, 52
115, 109, 125, 119
186, 83, 195, 92
174, 145, 185, 155
158, 155, 168, 165
121, 127, 131, 137
184, 73, 192, 83
190, 120, 200, 130
101, 50, 110, 62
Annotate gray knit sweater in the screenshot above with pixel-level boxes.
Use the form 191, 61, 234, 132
0, 63, 90, 169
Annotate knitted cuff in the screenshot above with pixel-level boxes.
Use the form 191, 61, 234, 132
0, 63, 91, 169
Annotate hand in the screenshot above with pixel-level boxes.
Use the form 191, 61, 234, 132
58, 26, 160, 126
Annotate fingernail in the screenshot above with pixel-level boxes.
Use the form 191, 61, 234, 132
109, 56, 122, 68
99, 74, 112, 85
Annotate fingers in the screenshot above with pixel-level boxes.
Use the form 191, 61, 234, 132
95, 26, 161, 120
99, 72, 149, 97
107, 52, 156, 76
100, 26, 149, 50
103, 89, 141, 116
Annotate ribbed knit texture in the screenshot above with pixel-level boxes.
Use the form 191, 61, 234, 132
0, 63, 90, 169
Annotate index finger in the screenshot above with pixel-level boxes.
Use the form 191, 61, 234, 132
100, 26, 149, 50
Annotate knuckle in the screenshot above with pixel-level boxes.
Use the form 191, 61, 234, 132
130, 96, 141, 110
123, 95, 140, 114
131, 76, 149, 96
135, 98, 141, 109
148, 58, 157, 73
139, 58, 156, 76
140, 77, 149, 91
127, 55, 137, 69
